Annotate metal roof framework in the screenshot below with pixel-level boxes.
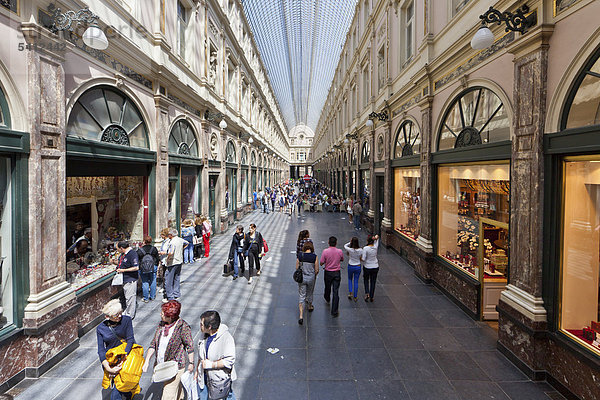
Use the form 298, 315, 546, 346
242, 0, 358, 133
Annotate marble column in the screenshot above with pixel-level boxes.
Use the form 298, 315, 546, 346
368, 128, 375, 219
154, 94, 171, 237
21, 25, 76, 328
236, 138, 242, 216
200, 121, 211, 217
381, 120, 393, 244
219, 129, 228, 233
416, 98, 434, 253
499, 28, 554, 343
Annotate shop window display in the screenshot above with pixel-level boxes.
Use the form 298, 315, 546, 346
180, 167, 199, 221
66, 176, 145, 291
437, 163, 510, 279
560, 158, 600, 353
0, 157, 12, 329
394, 168, 420, 241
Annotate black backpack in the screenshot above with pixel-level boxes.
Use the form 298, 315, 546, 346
139, 247, 155, 274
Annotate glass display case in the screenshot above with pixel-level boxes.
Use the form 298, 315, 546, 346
438, 163, 510, 279
66, 176, 146, 291
560, 157, 600, 353
394, 167, 421, 241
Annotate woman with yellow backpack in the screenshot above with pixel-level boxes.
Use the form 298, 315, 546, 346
97, 299, 144, 400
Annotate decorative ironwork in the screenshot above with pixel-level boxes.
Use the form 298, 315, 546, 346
368, 110, 388, 121
101, 125, 130, 146
395, 120, 420, 158
48, 3, 100, 33
178, 143, 191, 155
478, 5, 536, 34
455, 126, 482, 148
204, 110, 225, 122
402, 144, 414, 156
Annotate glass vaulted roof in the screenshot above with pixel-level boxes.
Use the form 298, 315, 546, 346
242, 0, 358, 133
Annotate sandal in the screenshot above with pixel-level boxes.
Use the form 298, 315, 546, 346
348, 293, 353, 299
308, 304, 314, 312
364, 294, 370, 302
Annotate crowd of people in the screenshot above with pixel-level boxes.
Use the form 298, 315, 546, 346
294, 230, 380, 323
97, 179, 380, 399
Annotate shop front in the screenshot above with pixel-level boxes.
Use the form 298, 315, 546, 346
0, 85, 28, 338
65, 85, 155, 322
167, 119, 202, 231
432, 86, 511, 319
240, 147, 249, 211
538, 47, 600, 395
389, 119, 422, 265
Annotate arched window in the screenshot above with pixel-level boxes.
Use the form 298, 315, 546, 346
562, 49, 600, 129
169, 119, 198, 156
67, 86, 149, 148
351, 148, 357, 165
0, 86, 10, 128
344, 151, 348, 166
251, 151, 256, 166
394, 120, 421, 157
437, 87, 509, 151
241, 147, 248, 165
361, 141, 370, 164
226, 141, 236, 163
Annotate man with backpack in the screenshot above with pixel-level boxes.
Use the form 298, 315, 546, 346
137, 235, 160, 303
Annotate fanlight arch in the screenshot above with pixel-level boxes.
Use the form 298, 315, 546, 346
394, 120, 421, 158
361, 141, 370, 164
562, 48, 600, 130
226, 140, 236, 163
66, 85, 149, 148
169, 119, 198, 156
437, 86, 509, 151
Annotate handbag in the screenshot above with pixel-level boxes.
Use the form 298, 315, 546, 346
111, 272, 123, 286
206, 375, 232, 400
152, 360, 179, 383
293, 267, 303, 283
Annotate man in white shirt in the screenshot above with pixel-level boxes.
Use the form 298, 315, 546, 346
165, 229, 188, 301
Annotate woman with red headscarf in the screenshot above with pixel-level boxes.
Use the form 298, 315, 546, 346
142, 300, 194, 399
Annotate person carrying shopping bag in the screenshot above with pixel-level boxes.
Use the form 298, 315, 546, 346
142, 300, 194, 400
195, 311, 237, 400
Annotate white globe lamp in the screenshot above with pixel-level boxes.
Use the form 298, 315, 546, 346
83, 24, 109, 50
365, 119, 374, 128
219, 119, 228, 129
471, 25, 495, 50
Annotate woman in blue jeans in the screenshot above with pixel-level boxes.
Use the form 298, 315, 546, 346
343, 237, 363, 301
181, 219, 195, 264
137, 235, 160, 302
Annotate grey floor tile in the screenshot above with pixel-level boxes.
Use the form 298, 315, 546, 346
378, 325, 424, 349
349, 348, 399, 380
469, 351, 529, 382
267, 325, 307, 348
258, 379, 309, 400
307, 348, 353, 380
306, 326, 346, 349
430, 351, 490, 381
498, 381, 565, 400
388, 349, 446, 381
417, 327, 463, 351
403, 380, 461, 400
399, 308, 443, 328
235, 347, 267, 380
451, 380, 511, 400
406, 284, 442, 297
11, 378, 74, 400
368, 308, 408, 328
449, 327, 498, 351
261, 348, 306, 380
309, 380, 358, 400
419, 295, 458, 311
44, 347, 97, 378
232, 378, 260, 400
356, 379, 410, 400
430, 308, 478, 328
342, 327, 385, 348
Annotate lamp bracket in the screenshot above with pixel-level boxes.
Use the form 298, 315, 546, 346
479, 5, 535, 34
48, 4, 99, 33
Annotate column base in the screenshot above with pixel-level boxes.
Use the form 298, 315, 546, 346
381, 217, 392, 228
499, 284, 547, 322
23, 281, 76, 324
416, 235, 433, 253
367, 209, 374, 218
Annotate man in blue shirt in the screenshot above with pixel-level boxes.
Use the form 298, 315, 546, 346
115, 241, 139, 319
252, 190, 257, 209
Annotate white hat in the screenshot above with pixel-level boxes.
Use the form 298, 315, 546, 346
152, 361, 179, 383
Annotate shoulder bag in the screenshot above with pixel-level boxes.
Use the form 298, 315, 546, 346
207, 375, 232, 400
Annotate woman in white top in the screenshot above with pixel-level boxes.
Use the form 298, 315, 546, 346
361, 235, 379, 302
343, 237, 363, 302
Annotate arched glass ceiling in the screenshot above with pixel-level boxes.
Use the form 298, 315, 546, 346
242, 0, 358, 132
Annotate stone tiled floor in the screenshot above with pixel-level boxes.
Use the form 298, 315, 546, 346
8, 209, 565, 400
